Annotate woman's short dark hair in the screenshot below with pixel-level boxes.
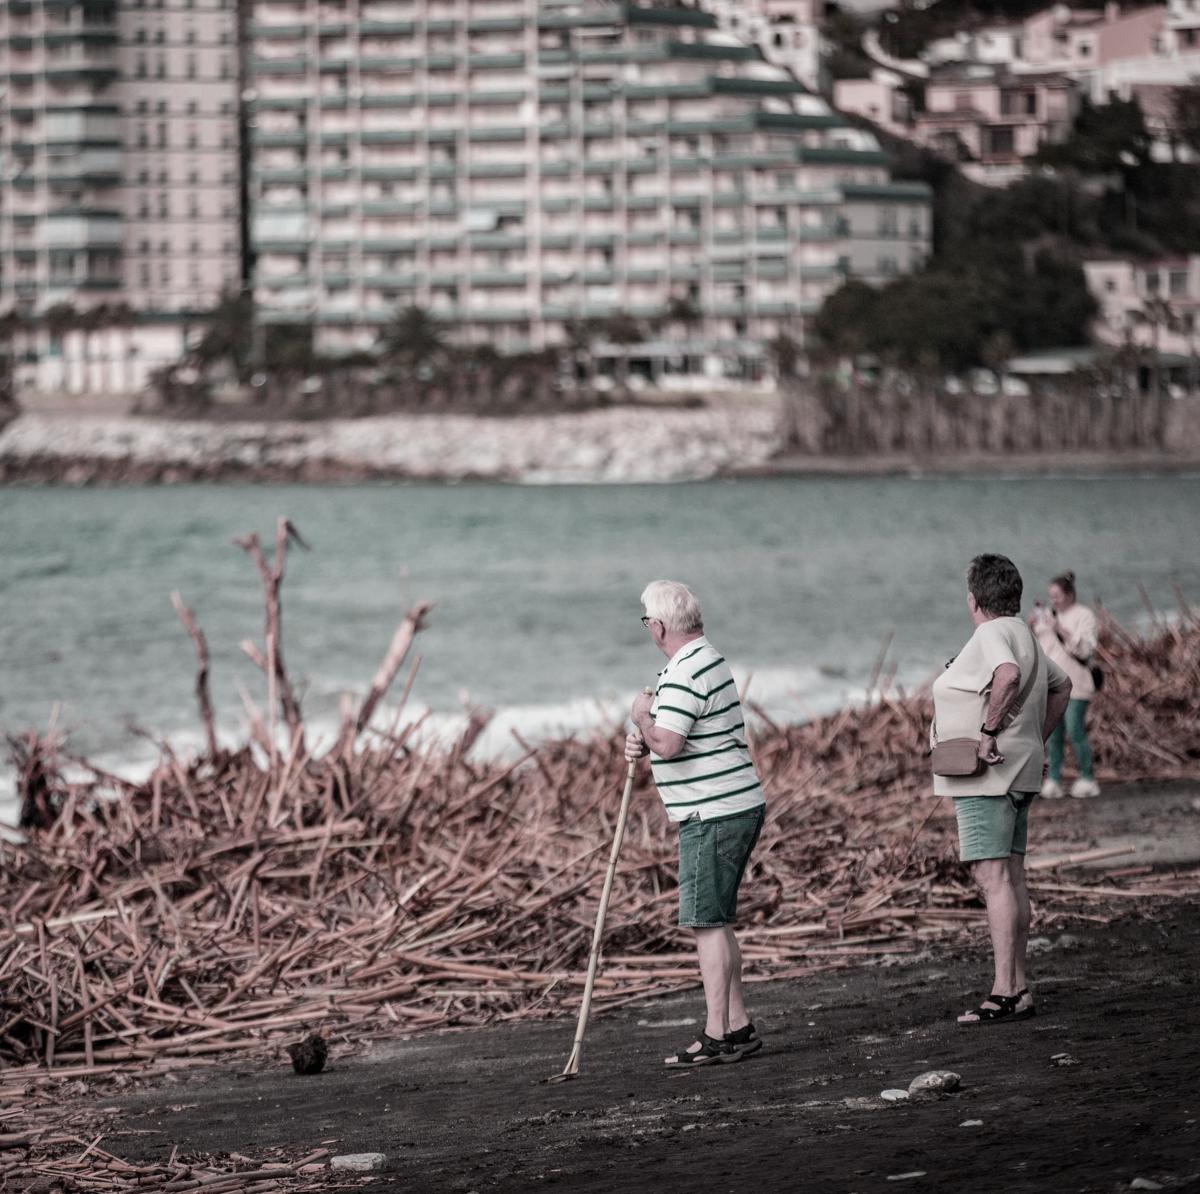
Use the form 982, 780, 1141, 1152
967, 554, 1023, 617
1050, 571, 1077, 599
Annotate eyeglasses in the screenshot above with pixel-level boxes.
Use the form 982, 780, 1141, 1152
640, 615, 657, 627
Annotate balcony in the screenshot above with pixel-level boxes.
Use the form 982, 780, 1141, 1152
43, 211, 122, 248
255, 131, 308, 147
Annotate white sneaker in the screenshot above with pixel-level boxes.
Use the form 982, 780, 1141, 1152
1070, 778, 1101, 799
1040, 777, 1064, 799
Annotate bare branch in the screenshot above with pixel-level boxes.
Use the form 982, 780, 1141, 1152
171, 592, 219, 758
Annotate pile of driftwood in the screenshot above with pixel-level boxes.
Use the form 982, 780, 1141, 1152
2, 522, 1198, 1086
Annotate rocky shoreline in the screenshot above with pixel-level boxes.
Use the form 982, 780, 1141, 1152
3, 404, 1198, 485
0, 403, 781, 485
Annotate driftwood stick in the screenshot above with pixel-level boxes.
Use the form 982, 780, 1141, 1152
234, 519, 306, 753
171, 592, 219, 758
342, 601, 435, 752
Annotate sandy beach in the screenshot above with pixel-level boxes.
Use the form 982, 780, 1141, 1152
8, 780, 1197, 1193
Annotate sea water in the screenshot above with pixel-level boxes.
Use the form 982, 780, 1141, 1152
2, 475, 1198, 820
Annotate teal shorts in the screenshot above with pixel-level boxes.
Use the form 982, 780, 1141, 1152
677, 805, 765, 928
953, 792, 1036, 863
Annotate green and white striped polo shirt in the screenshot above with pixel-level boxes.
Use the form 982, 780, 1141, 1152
650, 635, 765, 823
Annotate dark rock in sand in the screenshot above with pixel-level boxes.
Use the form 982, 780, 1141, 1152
287, 1033, 328, 1075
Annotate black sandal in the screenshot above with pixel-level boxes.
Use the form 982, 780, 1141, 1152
1011, 988, 1036, 1021
957, 993, 1020, 1026
725, 1022, 763, 1059
664, 1032, 733, 1066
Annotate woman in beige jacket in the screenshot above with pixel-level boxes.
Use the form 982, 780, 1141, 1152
1029, 571, 1101, 799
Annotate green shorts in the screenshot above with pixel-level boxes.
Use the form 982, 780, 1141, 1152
677, 805, 765, 928
953, 792, 1036, 863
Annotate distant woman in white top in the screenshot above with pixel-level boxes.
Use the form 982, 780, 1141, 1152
1029, 571, 1101, 800
932, 554, 1071, 1027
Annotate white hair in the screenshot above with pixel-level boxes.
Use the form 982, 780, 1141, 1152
640, 579, 703, 634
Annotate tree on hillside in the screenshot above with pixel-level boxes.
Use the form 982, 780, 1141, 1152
813, 251, 1095, 374
1034, 96, 1153, 176
1168, 85, 1200, 158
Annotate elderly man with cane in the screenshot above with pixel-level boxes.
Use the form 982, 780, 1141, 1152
625, 579, 766, 1066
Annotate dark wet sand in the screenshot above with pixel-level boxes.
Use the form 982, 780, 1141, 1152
103, 895, 1198, 1194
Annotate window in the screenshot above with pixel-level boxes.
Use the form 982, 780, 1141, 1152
986, 127, 1016, 157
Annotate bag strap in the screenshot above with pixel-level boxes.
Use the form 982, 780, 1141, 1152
1005, 626, 1041, 725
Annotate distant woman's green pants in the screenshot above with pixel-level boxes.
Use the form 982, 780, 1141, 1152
1047, 698, 1094, 781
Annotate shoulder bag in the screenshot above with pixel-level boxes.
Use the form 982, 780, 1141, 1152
930, 630, 1041, 778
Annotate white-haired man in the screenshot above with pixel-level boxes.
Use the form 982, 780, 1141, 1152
626, 579, 766, 1066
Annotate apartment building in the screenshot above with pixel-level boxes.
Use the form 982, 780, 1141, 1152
0, 0, 242, 393
248, 0, 930, 381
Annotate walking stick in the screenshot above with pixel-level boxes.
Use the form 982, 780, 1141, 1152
544, 691, 649, 1084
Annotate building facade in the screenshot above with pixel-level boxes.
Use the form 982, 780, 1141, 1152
916, 64, 1078, 181
247, 0, 930, 381
704, 0, 825, 94
0, 0, 243, 393
1085, 254, 1200, 354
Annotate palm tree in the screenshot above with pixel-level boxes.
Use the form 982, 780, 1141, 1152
40, 302, 79, 392
103, 302, 137, 392
0, 307, 25, 418
600, 312, 644, 396
193, 289, 255, 383
663, 294, 702, 341
562, 316, 599, 396
77, 303, 115, 394
378, 304, 445, 371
